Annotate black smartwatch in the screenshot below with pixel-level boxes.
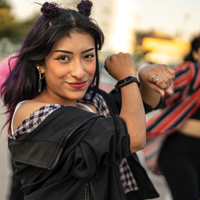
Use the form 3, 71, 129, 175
115, 76, 140, 91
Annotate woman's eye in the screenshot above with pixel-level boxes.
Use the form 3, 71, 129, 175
84, 54, 95, 59
56, 56, 69, 61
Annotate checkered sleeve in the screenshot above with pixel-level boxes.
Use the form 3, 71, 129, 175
119, 158, 139, 193
10, 104, 61, 139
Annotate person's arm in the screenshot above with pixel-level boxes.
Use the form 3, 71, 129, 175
105, 53, 146, 153
138, 64, 175, 108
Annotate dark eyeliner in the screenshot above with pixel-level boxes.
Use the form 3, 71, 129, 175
85, 54, 95, 58
54, 55, 69, 60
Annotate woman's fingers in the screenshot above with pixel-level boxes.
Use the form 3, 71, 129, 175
150, 64, 175, 90
139, 64, 175, 96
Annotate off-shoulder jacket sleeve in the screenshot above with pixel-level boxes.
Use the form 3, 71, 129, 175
8, 106, 130, 178
68, 115, 130, 178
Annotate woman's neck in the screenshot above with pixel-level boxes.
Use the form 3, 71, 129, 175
33, 90, 78, 107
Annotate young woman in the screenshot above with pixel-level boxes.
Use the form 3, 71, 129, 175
144, 36, 200, 200
1, 1, 174, 199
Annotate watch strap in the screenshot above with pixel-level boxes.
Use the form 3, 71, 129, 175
115, 76, 140, 91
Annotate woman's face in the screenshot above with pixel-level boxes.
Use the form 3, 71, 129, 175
193, 47, 200, 64
40, 32, 96, 105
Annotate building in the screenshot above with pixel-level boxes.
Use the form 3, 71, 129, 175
136, 30, 190, 65
62, 0, 138, 54
92, 0, 138, 54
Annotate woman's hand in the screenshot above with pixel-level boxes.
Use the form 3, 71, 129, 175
138, 64, 175, 96
104, 53, 137, 81
138, 64, 175, 108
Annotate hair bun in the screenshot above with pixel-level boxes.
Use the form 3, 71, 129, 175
41, 2, 59, 18
77, 0, 93, 17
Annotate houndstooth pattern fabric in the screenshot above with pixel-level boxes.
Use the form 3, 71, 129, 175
120, 158, 139, 193
10, 104, 61, 139
79, 92, 110, 116
79, 91, 139, 193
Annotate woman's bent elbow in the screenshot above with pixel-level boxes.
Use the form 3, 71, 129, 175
130, 137, 146, 153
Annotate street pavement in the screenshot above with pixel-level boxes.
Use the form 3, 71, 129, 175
145, 110, 172, 200
0, 99, 172, 200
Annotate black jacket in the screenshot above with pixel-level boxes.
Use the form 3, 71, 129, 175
8, 89, 159, 200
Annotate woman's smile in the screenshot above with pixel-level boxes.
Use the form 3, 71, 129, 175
67, 80, 87, 89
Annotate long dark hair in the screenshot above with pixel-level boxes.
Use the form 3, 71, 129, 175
184, 35, 200, 62
1, 1, 104, 134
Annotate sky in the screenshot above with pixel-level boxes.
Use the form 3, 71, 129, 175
8, 0, 200, 40
137, 0, 200, 39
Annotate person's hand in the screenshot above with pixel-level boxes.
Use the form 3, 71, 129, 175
164, 83, 174, 96
104, 53, 137, 81
138, 64, 175, 96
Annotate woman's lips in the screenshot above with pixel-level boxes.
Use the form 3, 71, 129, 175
67, 81, 87, 89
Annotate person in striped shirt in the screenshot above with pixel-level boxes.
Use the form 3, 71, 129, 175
144, 35, 200, 200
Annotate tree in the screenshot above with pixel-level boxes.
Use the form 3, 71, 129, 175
0, 0, 39, 43
0, 0, 15, 38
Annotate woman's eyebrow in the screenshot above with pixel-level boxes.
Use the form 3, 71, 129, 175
81, 48, 94, 54
54, 50, 73, 54
53, 48, 94, 54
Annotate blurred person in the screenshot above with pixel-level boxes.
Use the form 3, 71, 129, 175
144, 35, 200, 200
0, 1, 175, 199
0, 53, 16, 92
0, 54, 24, 200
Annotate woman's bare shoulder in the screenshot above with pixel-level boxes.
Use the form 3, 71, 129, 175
13, 100, 52, 133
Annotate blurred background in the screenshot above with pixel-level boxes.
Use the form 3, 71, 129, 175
0, 0, 200, 199
1, 0, 200, 87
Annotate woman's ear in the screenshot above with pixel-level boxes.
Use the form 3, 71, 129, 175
35, 64, 45, 73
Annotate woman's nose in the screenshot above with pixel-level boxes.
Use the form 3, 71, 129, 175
70, 59, 85, 80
